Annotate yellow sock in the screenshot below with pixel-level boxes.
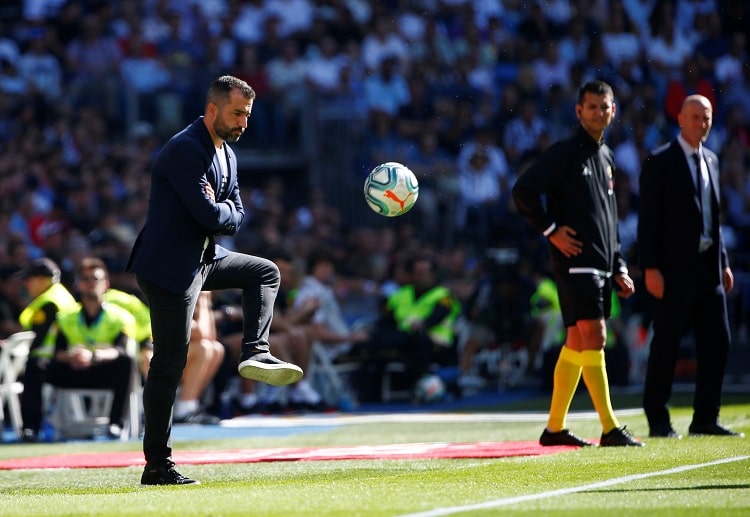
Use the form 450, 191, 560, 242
580, 349, 619, 433
546, 346, 582, 432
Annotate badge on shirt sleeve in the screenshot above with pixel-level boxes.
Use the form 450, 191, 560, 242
32, 310, 47, 326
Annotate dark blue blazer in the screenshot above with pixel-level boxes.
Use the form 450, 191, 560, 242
637, 139, 729, 286
128, 117, 244, 293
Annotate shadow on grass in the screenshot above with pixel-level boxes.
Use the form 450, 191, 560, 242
583, 483, 750, 494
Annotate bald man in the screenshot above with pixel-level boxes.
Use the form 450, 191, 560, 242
638, 95, 742, 439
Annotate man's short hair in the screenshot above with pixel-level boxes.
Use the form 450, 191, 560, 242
77, 257, 108, 279
207, 75, 256, 106
577, 80, 614, 104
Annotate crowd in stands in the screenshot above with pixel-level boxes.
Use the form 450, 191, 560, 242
1, 0, 750, 427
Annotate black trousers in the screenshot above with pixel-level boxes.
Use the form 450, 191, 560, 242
643, 253, 730, 428
137, 252, 279, 466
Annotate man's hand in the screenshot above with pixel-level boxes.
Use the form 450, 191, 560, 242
723, 266, 734, 293
549, 225, 583, 257
614, 273, 635, 298
67, 345, 93, 370
644, 268, 664, 299
204, 183, 215, 202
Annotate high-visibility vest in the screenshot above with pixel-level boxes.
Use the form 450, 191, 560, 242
37, 302, 136, 359
18, 283, 77, 330
387, 285, 461, 347
104, 288, 152, 342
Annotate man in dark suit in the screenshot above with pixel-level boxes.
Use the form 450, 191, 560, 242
128, 75, 303, 485
638, 94, 742, 439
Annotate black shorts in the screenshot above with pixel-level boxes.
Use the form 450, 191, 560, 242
555, 271, 612, 327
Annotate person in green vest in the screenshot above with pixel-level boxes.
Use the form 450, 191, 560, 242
357, 252, 462, 401
103, 285, 153, 379
17, 257, 78, 442
22, 257, 136, 441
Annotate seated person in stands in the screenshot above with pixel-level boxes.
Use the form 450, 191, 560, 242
23, 257, 135, 440
216, 250, 326, 413
173, 291, 225, 424
17, 258, 78, 442
354, 252, 462, 402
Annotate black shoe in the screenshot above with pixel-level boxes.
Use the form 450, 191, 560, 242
539, 428, 595, 447
21, 429, 38, 443
141, 462, 200, 486
237, 350, 303, 386
688, 422, 744, 437
649, 424, 682, 439
600, 426, 645, 447
173, 411, 221, 425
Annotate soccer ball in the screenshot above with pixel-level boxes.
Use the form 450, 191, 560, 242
414, 374, 446, 404
363, 162, 419, 217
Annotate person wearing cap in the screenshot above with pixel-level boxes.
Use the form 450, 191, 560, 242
17, 257, 77, 442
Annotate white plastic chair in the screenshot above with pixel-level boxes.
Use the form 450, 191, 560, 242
0, 331, 34, 439
46, 337, 142, 441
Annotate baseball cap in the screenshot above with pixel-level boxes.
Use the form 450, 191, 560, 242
18, 258, 61, 282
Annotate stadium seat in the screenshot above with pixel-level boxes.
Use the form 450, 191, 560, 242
44, 338, 142, 441
0, 331, 35, 440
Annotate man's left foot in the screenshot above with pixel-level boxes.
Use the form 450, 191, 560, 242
688, 422, 744, 437
600, 426, 645, 447
238, 351, 303, 386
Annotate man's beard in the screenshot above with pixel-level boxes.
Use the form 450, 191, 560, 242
214, 120, 244, 142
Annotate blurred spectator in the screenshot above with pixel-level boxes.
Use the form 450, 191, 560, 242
33, 258, 134, 439
601, 1, 642, 69
16, 257, 101, 442
645, 1, 694, 98
664, 61, 716, 125
264, 0, 315, 39
455, 146, 501, 252
396, 76, 437, 141
352, 252, 462, 403
64, 13, 122, 125
361, 14, 410, 72
622, 0, 657, 37
293, 246, 370, 363
232, 0, 268, 44
557, 16, 590, 68
173, 291, 224, 424
693, 11, 728, 81
714, 32, 747, 87
16, 27, 63, 103
118, 25, 171, 122
532, 42, 570, 93
266, 38, 309, 148
503, 97, 549, 169
305, 35, 346, 95
363, 55, 410, 118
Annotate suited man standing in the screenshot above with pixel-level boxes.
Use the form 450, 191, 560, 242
638, 94, 742, 439
128, 75, 303, 486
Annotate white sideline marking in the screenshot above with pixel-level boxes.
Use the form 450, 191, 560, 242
221, 409, 643, 428
399, 455, 750, 517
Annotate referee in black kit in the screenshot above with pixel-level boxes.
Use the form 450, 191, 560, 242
512, 80, 643, 447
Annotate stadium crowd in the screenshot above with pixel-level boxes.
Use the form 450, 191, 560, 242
1, 0, 750, 421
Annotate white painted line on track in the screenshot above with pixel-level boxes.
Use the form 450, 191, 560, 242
399, 455, 750, 517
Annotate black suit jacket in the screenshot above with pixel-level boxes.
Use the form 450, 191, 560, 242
128, 117, 244, 293
637, 139, 729, 285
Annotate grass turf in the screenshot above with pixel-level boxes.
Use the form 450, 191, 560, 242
0, 393, 748, 516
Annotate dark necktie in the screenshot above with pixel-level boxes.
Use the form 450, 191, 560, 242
691, 152, 705, 210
